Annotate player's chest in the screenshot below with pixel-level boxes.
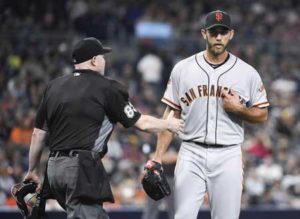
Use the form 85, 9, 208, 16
178, 66, 249, 100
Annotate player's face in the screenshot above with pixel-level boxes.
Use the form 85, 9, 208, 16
202, 26, 234, 56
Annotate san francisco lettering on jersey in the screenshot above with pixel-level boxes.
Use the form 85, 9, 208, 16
180, 85, 229, 106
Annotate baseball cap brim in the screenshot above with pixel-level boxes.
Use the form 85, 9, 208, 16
206, 24, 231, 30
101, 47, 112, 54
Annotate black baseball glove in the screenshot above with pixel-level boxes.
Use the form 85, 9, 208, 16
141, 160, 171, 201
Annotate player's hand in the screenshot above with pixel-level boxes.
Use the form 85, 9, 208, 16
221, 89, 244, 114
166, 110, 184, 134
24, 171, 41, 192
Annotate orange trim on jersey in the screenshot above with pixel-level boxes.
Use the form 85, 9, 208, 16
252, 101, 270, 108
161, 97, 181, 110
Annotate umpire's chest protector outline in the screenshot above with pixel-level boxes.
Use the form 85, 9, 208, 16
162, 52, 268, 145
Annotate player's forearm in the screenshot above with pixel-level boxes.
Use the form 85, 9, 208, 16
237, 106, 268, 124
153, 131, 174, 163
153, 107, 180, 163
28, 128, 47, 172
153, 106, 180, 163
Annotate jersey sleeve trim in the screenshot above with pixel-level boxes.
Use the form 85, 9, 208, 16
161, 97, 181, 110
252, 101, 270, 108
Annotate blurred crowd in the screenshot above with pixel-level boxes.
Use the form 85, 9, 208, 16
0, 0, 300, 211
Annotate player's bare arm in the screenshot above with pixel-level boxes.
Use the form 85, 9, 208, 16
152, 106, 181, 163
221, 89, 268, 123
134, 110, 184, 134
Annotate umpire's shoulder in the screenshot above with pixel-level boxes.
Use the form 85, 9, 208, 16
105, 77, 129, 99
46, 74, 71, 88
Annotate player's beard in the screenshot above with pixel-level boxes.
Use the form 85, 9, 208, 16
206, 39, 228, 57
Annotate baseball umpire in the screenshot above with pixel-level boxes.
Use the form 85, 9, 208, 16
146, 10, 269, 219
23, 37, 184, 219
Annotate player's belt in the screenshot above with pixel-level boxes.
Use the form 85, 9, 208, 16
183, 140, 235, 148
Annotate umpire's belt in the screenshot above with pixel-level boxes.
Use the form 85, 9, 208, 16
49, 150, 106, 159
183, 140, 235, 148
49, 150, 79, 158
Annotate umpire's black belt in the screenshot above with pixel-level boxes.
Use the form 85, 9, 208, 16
49, 150, 79, 158
183, 140, 235, 148
50, 150, 106, 159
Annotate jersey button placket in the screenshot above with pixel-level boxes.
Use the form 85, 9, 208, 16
210, 101, 215, 120
209, 77, 216, 121
207, 97, 216, 143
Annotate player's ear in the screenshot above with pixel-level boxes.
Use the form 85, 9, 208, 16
201, 29, 207, 40
229, 29, 234, 40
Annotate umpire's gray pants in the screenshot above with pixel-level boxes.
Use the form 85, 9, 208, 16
47, 156, 109, 219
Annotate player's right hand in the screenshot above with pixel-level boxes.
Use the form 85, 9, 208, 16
221, 89, 244, 114
166, 110, 184, 134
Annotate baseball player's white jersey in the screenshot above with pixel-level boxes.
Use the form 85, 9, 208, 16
162, 51, 269, 219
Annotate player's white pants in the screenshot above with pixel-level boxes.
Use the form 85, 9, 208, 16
174, 142, 243, 219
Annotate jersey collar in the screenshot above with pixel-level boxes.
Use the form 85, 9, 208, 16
197, 51, 237, 73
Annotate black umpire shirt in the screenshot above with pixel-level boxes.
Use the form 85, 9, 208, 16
35, 69, 141, 154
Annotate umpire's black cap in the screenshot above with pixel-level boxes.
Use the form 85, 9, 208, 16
204, 10, 231, 30
72, 37, 112, 64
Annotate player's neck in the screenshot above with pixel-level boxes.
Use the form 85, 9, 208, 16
204, 50, 229, 64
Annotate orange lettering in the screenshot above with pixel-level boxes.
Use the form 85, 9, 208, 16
185, 92, 192, 103
203, 85, 208, 96
189, 88, 197, 99
216, 86, 222, 97
198, 85, 202, 97
210, 85, 215, 96
180, 97, 189, 106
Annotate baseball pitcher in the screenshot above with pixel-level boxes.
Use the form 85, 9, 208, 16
150, 10, 269, 219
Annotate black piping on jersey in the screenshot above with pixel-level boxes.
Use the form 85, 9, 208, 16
215, 57, 238, 145
195, 54, 210, 143
92, 115, 114, 153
